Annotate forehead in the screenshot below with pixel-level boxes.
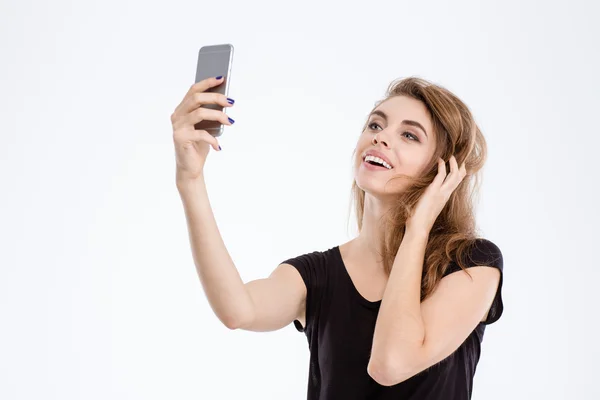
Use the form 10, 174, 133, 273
374, 96, 433, 133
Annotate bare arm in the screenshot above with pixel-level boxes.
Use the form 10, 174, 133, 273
177, 176, 255, 329
177, 176, 306, 331
238, 263, 306, 332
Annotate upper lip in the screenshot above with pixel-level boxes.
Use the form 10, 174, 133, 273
363, 149, 394, 168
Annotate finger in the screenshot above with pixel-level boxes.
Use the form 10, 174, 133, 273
175, 128, 221, 152
441, 155, 457, 185
178, 91, 233, 116
450, 155, 458, 172
448, 155, 459, 178
191, 75, 226, 94
195, 129, 221, 152
453, 160, 468, 183
432, 158, 447, 187
459, 162, 468, 179
445, 159, 469, 194
173, 76, 228, 116
184, 107, 234, 128
172, 107, 229, 131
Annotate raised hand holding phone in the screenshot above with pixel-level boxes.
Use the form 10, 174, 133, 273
171, 76, 235, 182
171, 44, 234, 182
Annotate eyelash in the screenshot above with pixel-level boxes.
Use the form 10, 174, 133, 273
367, 122, 420, 142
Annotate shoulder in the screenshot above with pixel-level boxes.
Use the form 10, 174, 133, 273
437, 238, 505, 325
465, 238, 503, 270
442, 238, 503, 278
280, 247, 333, 269
279, 246, 338, 285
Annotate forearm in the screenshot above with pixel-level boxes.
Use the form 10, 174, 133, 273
370, 229, 429, 369
177, 176, 254, 329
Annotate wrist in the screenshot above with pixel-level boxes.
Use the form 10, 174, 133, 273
405, 225, 430, 241
176, 174, 205, 192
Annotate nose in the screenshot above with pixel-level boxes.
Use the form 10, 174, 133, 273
372, 132, 390, 148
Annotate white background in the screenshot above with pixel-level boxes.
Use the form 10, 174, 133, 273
1, 0, 598, 399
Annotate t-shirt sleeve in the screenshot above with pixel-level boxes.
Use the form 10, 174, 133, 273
280, 250, 328, 333
442, 238, 504, 325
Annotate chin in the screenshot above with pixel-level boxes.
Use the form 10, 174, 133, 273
355, 176, 394, 197
354, 172, 410, 197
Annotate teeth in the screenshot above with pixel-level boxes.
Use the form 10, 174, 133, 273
364, 155, 392, 169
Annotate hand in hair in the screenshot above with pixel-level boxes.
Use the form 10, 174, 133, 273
406, 155, 469, 235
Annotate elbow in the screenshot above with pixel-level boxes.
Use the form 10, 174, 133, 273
367, 359, 416, 387
222, 310, 255, 330
222, 315, 251, 330
223, 318, 240, 330
220, 314, 247, 330
367, 361, 395, 387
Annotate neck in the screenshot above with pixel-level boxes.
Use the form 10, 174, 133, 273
349, 194, 397, 272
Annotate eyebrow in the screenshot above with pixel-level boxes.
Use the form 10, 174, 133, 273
369, 110, 428, 139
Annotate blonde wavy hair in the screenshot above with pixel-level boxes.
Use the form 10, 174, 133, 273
348, 76, 488, 301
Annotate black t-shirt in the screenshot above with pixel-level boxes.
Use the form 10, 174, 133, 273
281, 238, 504, 400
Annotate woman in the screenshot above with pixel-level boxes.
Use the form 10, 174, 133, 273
171, 75, 504, 400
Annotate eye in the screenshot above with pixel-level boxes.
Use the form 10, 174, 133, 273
403, 132, 420, 142
367, 122, 420, 142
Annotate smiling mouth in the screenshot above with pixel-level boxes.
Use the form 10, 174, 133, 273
362, 159, 393, 171
362, 155, 393, 169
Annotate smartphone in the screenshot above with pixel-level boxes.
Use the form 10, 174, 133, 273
193, 44, 234, 137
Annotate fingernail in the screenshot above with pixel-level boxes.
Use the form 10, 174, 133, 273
227, 97, 235, 104
219, 145, 222, 151
228, 117, 235, 124
216, 75, 223, 80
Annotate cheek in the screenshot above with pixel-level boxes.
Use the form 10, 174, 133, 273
395, 155, 430, 176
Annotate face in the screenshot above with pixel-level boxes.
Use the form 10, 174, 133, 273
354, 95, 436, 197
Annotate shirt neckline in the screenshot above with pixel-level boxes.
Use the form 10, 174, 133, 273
333, 245, 382, 309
